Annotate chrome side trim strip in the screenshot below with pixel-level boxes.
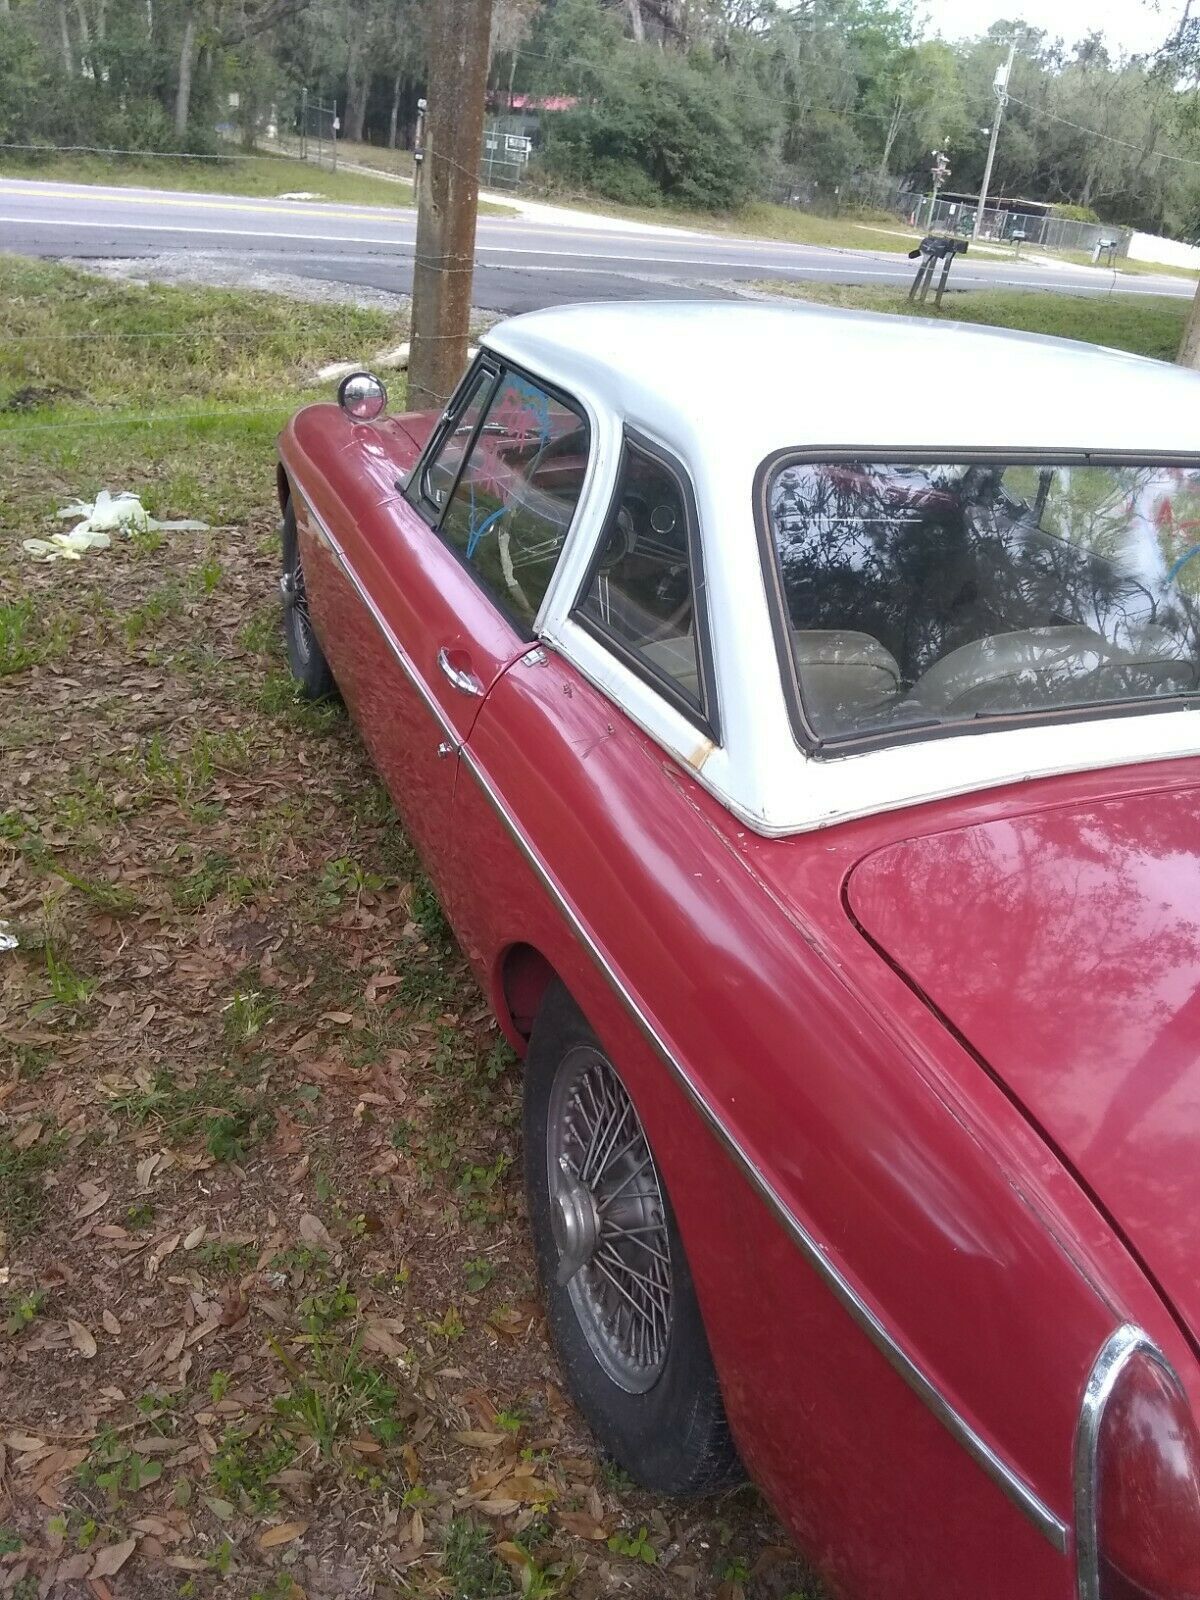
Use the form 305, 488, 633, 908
291, 481, 459, 748
457, 740, 1071, 1554
1073, 1323, 1178, 1600
286, 469, 1070, 1555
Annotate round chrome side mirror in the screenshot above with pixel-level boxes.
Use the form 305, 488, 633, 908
337, 370, 388, 421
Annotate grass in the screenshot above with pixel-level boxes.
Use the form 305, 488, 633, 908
1, 141, 515, 214
0, 253, 404, 536
754, 279, 1189, 361
0, 596, 76, 674
0, 147, 417, 209
1035, 245, 1200, 281
0, 253, 397, 416
0, 1126, 68, 1242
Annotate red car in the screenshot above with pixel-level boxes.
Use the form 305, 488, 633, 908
277, 302, 1200, 1600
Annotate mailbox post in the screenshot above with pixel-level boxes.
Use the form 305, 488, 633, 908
907, 234, 969, 308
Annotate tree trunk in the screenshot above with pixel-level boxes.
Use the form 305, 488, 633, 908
407, 0, 493, 411
174, 8, 197, 139
506, 47, 517, 111
345, 69, 369, 142
1179, 282, 1200, 369
57, 0, 75, 75
877, 92, 903, 181
74, 0, 92, 72
343, 24, 367, 144
388, 73, 402, 148
625, 0, 645, 43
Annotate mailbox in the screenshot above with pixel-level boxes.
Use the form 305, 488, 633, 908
908, 234, 969, 306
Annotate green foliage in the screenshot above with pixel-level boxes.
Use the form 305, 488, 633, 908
4, 1289, 45, 1334
607, 1525, 658, 1564
760, 280, 1189, 363
442, 1515, 517, 1598
0, 599, 75, 677
78, 1431, 165, 1504
540, 26, 778, 210
209, 1426, 296, 1515
1052, 203, 1102, 223
0, 1125, 67, 1240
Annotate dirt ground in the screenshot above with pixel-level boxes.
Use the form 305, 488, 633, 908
0, 261, 819, 1600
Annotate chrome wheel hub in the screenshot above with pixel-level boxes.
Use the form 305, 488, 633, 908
552, 1157, 600, 1285
546, 1047, 672, 1393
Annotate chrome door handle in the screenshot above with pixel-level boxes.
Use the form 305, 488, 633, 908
436, 647, 482, 697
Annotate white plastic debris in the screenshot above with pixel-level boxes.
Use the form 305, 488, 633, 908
23, 528, 112, 562
0, 922, 18, 952
317, 343, 479, 385
372, 342, 410, 371
317, 360, 362, 383
22, 490, 209, 562
276, 191, 325, 202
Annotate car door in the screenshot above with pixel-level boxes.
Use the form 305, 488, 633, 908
309, 359, 592, 912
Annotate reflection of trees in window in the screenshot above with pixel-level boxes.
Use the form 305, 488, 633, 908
770, 461, 1200, 697
438, 373, 588, 625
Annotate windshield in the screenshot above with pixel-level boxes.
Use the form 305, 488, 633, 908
765, 459, 1200, 743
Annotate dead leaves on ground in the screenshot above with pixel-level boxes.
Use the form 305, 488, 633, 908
0, 508, 812, 1599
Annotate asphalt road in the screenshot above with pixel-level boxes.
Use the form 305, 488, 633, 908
2, 176, 1194, 313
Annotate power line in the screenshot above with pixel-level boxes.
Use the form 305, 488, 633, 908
0, 141, 261, 161
1004, 92, 1200, 169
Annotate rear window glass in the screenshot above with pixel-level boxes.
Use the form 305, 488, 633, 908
766, 460, 1200, 743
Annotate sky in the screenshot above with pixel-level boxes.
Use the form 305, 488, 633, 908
920, 0, 1188, 56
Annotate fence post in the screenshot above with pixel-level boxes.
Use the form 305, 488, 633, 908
300, 86, 307, 160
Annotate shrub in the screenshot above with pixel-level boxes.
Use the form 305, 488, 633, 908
539, 47, 779, 212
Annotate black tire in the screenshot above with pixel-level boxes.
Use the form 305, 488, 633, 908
523, 982, 741, 1494
280, 498, 335, 700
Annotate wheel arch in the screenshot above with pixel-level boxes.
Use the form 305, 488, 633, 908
493, 942, 566, 1053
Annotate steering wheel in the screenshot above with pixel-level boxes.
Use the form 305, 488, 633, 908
484, 427, 590, 615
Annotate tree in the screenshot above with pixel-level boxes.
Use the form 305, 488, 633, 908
173, 0, 313, 140
861, 40, 966, 179
538, 20, 779, 208
1150, 1, 1200, 364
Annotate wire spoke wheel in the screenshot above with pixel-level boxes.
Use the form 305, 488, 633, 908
546, 1046, 672, 1393
280, 550, 313, 664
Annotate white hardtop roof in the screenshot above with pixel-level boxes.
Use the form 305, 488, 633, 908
481, 299, 1200, 833
483, 298, 1200, 469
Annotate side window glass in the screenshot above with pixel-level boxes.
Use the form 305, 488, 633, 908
577, 441, 705, 714
421, 370, 493, 511
439, 371, 589, 627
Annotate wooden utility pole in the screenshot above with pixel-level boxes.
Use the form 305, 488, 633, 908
407, 0, 493, 412
1179, 287, 1200, 368
973, 41, 1015, 242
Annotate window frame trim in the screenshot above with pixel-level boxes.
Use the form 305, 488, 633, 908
572, 426, 721, 745
407, 354, 594, 640
753, 444, 1200, 760
409, 357, 502, 524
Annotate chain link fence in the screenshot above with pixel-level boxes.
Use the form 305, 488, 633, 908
262, 89, 339, 172
912, 196, 1130, 258
479, 117, 533, 189
771, 170, 1131, 261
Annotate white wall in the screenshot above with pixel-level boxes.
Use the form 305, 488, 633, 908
1127, 232, 1200, 270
